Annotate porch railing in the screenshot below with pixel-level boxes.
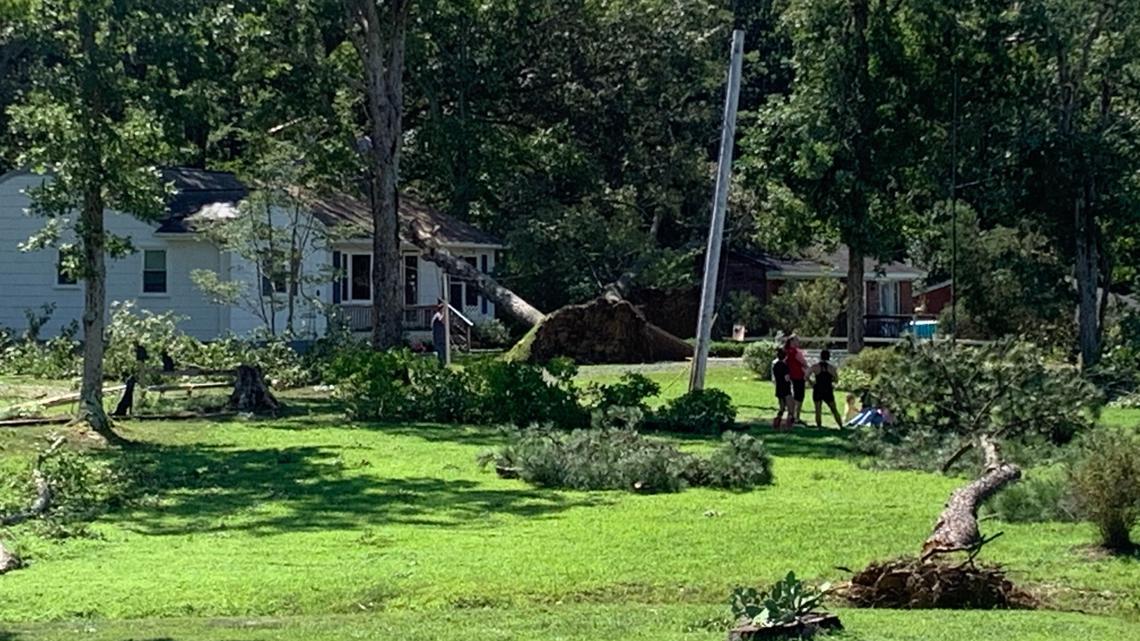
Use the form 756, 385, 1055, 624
338, 303, 473, 351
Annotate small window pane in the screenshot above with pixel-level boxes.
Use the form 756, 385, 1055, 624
144, 250, 166, 270
404, 255, 418, 306
351, 254, 371, 301
143, 271, 167, 293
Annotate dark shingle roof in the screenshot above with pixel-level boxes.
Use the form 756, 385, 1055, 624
155, 167, 502, 247
299, 190, 503, 247
733, 246, 924, 279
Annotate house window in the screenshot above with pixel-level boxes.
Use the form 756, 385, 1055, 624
348, 253, 372, 302
142, 249, 167, 294
56, 251, 77, 286
879, 281, 900, 315
404, 255, 418, 306
261, 272, 287, 296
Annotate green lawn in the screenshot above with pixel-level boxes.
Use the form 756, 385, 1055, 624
0, 364, 1137, 640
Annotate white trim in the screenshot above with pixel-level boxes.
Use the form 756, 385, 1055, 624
920, 279, 953, 294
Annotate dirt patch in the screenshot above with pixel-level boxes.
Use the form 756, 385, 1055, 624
843, 557, 1036, 610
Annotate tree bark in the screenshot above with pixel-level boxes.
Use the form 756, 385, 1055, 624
348, 0, 410, 350
846, 246, 866, 354
227, 365, 280, 413
1074, 196, 1100, 369
921, 434, 1021, 561
73, 4, 125, 446
407, 221, 546, 326
0, 541, 20, 575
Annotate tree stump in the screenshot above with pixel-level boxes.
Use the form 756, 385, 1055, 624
728, 614, 842, 640
226, 365, 280, 413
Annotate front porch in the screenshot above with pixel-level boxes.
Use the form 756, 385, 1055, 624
337, 303, 474, 348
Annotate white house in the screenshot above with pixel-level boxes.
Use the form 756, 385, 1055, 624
0, 167, 503, 341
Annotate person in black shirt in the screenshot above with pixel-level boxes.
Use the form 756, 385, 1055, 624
808, 349, 843, 429
771, 347, 792, 429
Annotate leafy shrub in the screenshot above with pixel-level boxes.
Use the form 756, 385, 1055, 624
1069, 430, 1140, 551
104, 303, 198, 382
743, 340, 780, 379
854, 338, 1102, 471
714, 291, 764, 337
0, 332, 80, 379
763, 279, 843, 337
584, 372, 660, 413
731, 572, 832, 628
705, 341, 747, 358
840, 346, 900, 383
468, 359, 587, 427
473, 319, 512, 348
697, 432, 774, 489
648, 388, 736, 434
480, 427, 773, 493
985, 465, 1079, 523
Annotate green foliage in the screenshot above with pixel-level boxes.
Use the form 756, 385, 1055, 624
0, 331, 79, 380
715, 291, 764, 338
762, 279, 843, 338
104, 303, 197, 383
697, 432, 774, 490
854, 338, 1102, 471
480, 427, 772, 494
839, 346, 899, 391
743, 340, 780, 379
468, 359, 587, 428
583, 372, 660, 414
985, 465, 1079, 524
730, 572, 831, 628
1069, 430, 1140, 551
648, 388, 737, 434
703, 341, 748, 358
472, 319, 512, 348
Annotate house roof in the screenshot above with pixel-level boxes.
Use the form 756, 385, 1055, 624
298, 190, 504, 247
157, 167, 503, 247
733, 246, 925, 281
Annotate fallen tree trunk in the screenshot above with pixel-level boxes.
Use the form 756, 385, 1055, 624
407, 221, 545, 326
0, 436, 64, 528
921, 434, 1021, 562
7, 385, 126, 414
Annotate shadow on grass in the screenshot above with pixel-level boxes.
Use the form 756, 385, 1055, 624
104, 442, 603, 537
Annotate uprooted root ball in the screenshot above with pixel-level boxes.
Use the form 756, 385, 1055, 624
843, 557, 1035, 610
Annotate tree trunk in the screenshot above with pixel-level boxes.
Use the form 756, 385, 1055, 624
846, 245, 866, 354
922, 434, 1021, 561
76, 186, 125, 445
348, 0, 410, 350
227, 365, 280, 413
1074, 197, 1100, 369
407, 221, 545, 326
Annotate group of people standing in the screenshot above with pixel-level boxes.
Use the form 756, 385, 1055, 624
771, 335, 844, 429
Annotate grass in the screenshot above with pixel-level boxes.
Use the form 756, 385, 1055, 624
0, 364, 1138, 640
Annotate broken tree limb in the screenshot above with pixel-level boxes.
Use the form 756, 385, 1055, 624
922, 434, 1021, 562
6, 385, 126, 414
407, 221, 545, 326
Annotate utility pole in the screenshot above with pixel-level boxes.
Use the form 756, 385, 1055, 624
949, 35, 959, 344
690, 29, 745, 391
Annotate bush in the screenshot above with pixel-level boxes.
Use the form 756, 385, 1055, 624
1069, 430, 1140, 551
985, 465, 1079, 523
473, 319, 512, 348
0, 331, 80, 379
714, 291, 763, 338
697, 432, 774, 489
763, 279, 843, 337
705, 341, 747, 358
584, 372, 660, 413
841, 347, 900, 382
854, 338, 1101, 471
743, 340, 780, 379
480, 427, 773, 494
648, 388, 737, 434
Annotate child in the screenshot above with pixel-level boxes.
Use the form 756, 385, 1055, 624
771, 347, 792, 429
808, 349, 844, 429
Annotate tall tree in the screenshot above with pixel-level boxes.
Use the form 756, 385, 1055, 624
345, 0, 410, 350
742, 0, 921, 352
10, 0, 171, 443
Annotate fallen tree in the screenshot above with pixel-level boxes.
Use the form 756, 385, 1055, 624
922, 434, 1022, 562
0, 435, 66, 575
407, 221, 545, 326
505, 297, 692, 364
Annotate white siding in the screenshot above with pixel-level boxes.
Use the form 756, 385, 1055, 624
0, 173, 223, 339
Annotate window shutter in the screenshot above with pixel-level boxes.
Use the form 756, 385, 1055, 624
332, 251, 342, 304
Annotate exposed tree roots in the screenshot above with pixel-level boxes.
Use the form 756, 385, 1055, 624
843, 557, 1035, 610
227, 365, 280, 414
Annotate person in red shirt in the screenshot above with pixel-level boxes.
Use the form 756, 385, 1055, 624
784, 335, 809, 426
